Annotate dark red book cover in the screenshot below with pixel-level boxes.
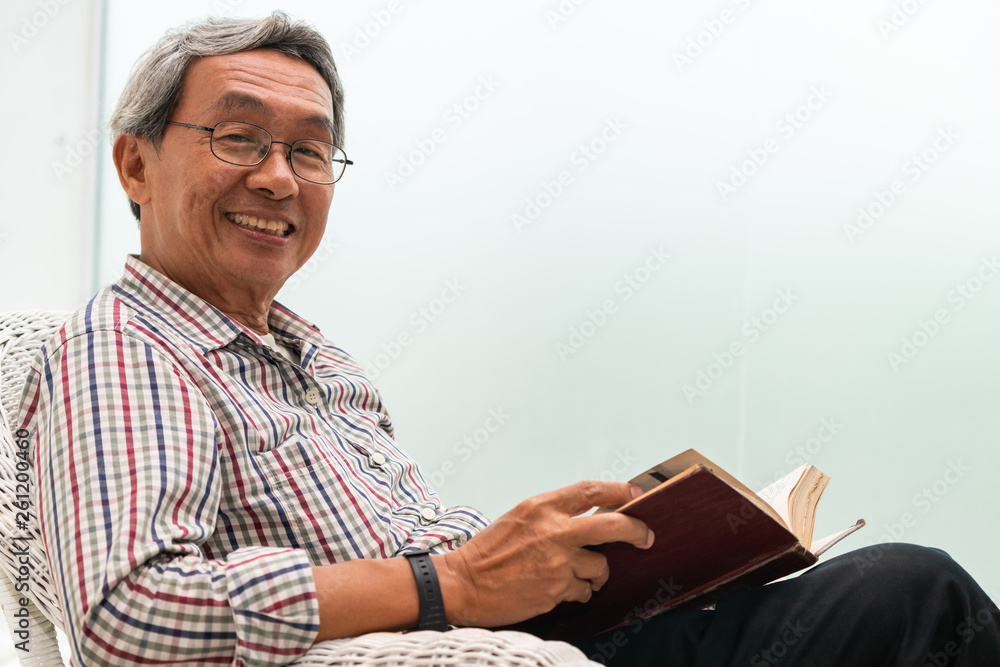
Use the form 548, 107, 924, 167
508, 465, 816, 642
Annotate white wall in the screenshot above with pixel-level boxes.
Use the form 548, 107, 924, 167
5, 0, 1000, 661
0, 0, 100, 313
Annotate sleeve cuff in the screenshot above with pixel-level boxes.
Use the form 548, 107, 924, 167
226, 546, 319, 667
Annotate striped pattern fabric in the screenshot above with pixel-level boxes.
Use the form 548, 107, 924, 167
17, 256, 489, 666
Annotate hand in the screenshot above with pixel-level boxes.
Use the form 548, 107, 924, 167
436, 480, 654, 627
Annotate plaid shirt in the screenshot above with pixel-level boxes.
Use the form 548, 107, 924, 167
18, 256, 489, 666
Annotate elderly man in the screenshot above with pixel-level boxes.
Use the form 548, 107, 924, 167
18, 11, 1000, 667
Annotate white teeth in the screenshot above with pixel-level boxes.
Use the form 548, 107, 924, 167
227, 213, 290, 236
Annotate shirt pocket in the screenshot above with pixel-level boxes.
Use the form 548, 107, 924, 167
254, 437, 404, 562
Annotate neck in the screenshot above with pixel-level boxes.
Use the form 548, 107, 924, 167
137, 253, 276, 335
196, 286, 274, 335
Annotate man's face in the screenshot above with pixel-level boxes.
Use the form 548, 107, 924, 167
130, 49, 336, 303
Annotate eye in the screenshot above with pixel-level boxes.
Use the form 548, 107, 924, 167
215, 129, 257, 144
292, 140, 333, 163
293, 145, 323, 160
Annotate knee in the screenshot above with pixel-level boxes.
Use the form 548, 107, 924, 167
845, 543, 992, 615
841, 544, 1000, 662
849, 543, 963, 587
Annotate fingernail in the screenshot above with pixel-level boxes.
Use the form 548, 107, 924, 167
644, 530, 655, 549
630, 484, 643, 499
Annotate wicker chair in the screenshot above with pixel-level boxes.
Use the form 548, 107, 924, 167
0, 310, 595, 667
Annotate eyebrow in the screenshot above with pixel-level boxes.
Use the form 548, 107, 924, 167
210, 92, 337, 141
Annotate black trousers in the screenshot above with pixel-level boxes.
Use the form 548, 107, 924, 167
572, 544, 1000, 666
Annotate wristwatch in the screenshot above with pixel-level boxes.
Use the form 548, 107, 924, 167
404, 550, 450, 631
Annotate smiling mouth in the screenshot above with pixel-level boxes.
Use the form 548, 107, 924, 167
226, 212, 291, 237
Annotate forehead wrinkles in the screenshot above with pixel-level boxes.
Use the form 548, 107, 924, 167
229, 61, 329, 102
209, 91, 335, 139
212, 91, 266, 116
184, 52, 334, 130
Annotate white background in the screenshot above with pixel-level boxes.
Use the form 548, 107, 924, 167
3, 0, 1000, 662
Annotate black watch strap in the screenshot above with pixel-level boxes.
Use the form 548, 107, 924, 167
404, 550, 449, 631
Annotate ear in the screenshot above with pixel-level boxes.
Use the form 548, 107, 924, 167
113, 134, 153, 207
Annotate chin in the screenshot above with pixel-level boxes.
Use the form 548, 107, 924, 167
225, 263, 289, 291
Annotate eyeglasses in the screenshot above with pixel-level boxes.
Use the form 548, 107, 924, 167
167, 120, 353, 184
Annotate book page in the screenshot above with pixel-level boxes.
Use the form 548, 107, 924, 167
755, 465, 808, 527
810, 519, 866, 556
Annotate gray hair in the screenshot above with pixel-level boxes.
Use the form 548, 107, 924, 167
107, 11, 344, 222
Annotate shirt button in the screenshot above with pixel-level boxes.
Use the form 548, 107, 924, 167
420, 507, 437, 522
371, 452, 387, 467
304, 388, 321, 405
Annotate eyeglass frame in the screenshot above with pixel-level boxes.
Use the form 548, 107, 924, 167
166, 120, 354, 184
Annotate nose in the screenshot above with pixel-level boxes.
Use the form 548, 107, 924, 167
244, 141, 299, 199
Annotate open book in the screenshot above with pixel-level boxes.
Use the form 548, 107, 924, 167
510, 449, 865, 642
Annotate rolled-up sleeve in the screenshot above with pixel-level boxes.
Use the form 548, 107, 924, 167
23, 328, 318, 666
397, 505, 490, 556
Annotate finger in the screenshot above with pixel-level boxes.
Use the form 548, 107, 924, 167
565, 577, 596, 604
540, 480, 642, 517
570, 549, 610, 590
566, 512, 654, 551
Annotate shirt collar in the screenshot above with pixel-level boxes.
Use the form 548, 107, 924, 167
114, 255, 327, 357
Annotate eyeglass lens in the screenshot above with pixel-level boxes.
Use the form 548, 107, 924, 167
210, 121, 345, 183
